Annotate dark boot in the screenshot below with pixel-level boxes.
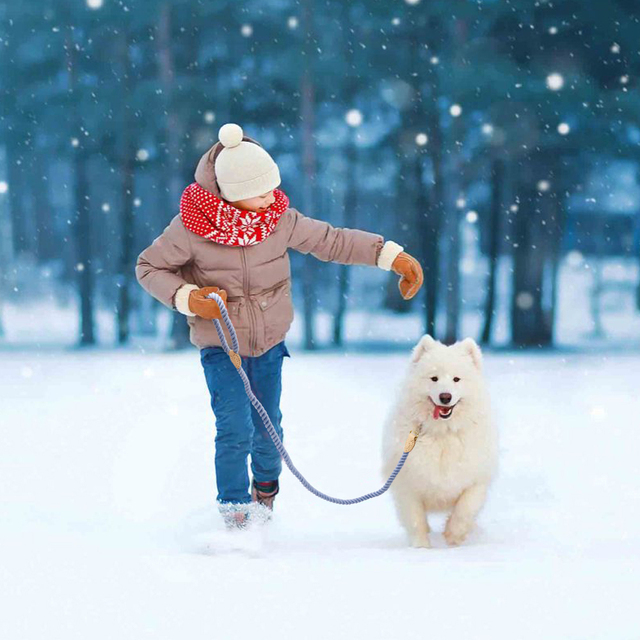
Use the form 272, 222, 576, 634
251, 479, 279, 511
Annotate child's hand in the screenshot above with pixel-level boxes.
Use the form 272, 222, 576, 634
391, 252, 424, 300
188, 286, 228, 320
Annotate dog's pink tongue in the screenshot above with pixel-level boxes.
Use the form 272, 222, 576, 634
433, 405, 441, 420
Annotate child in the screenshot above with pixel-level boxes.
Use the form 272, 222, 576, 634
135, 123, 423, 528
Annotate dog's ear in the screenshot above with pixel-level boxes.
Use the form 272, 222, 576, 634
411, 334, 437, 363
459, 337, 482, 370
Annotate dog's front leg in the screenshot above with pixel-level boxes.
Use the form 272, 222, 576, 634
444, 483, 488, 546
395, 495, 431, 548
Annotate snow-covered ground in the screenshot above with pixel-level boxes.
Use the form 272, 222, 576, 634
1, 345, 639, 639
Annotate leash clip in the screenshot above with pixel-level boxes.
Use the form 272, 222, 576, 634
403, 430, 418, 453
228, 350, 242, 370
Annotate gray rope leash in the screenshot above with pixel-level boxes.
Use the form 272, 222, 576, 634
206, 292, 418, 505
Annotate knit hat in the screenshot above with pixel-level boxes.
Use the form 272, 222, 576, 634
214, 123, 281, 202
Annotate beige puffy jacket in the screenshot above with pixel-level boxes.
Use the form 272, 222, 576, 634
135, 135, 404, 357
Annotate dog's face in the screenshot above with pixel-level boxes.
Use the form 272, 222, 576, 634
408, 335, 484, 426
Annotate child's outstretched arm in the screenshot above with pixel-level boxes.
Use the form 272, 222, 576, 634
286, 207, 423, 299
286, 206, 403, 269
135, 215, 197, 313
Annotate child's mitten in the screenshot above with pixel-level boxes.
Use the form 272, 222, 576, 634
187, 286, 228, 319
391, 252, 424, 300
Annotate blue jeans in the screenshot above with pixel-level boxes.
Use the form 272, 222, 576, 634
200, 340, 291, 505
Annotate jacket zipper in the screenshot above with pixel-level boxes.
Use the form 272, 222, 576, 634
241, 246, 256, 355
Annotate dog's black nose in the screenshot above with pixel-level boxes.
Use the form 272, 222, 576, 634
439, 393, 452, 405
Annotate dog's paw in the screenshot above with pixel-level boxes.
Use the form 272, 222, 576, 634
444, 519, 472, 546
411, 536, 431, 549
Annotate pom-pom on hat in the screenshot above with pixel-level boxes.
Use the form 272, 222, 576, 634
214, 123, 281, 202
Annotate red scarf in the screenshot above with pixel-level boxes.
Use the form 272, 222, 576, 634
180, 182, 289, 246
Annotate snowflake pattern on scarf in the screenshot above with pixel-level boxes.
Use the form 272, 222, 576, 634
180, 181, 289, 246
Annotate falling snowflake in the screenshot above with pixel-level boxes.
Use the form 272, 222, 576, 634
566, 251, 584, 267
516, 292, 534, 310
345, 109, 363, 127
546, 73, 564, 91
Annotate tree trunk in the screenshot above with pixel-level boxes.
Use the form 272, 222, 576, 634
547, 174, 564, 342
442, 166, 461, 345
511, 156, 552, 347
333, 140, 356, 347
156, 2, 190, 350
387, 8, 429, 316
332, 2, 357, 347
6, 137, 28, 257
636, 169, 640, 311
73, 148, 95, 346
117, 28, 136, 345
589, 217, 606, 338
423, 121, 444, 339
300, 0, 319, 351
32, 151, 55, 263
0, 145, 17, 338
637, 213, 640, 311
481, 157, 504, 345
66, 23, 96, 346
420, 14, 454, 340
443, 19, 469, 346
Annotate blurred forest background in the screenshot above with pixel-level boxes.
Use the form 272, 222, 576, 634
1, 0, 640, 352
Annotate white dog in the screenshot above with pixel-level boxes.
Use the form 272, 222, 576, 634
382, 335, 498, 548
